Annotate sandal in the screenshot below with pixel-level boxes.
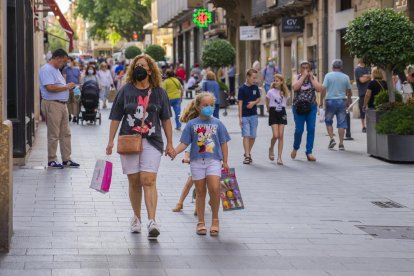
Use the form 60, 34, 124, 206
277, 158, 283, 165
268, 148, 275, 161
243, 155, 251, 164
210, 219, 219, 236
196, 222, 207, 235
172, 203, 183, 212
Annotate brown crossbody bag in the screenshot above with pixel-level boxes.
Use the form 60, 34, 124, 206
117, 89, 152, 154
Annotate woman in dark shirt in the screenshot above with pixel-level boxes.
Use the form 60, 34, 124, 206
363, 67, 387, 110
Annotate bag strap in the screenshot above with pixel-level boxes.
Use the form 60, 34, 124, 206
139, 89, 152, 134
171, 77, 182, 91
376, 80, 385, 91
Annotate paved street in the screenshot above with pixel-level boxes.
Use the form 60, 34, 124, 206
1, 100, 414, 276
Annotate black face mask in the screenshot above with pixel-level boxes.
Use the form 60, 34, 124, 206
133, 66, 148, 82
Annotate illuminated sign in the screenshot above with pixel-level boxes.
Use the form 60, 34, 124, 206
193, 8, 212, 28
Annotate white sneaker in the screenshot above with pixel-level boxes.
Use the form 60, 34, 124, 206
129, 216, 141, 233
147, 219, 160, 239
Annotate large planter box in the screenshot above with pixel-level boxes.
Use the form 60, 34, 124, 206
366, 109, 414, 162
366, 109, 381, 156
377, 134, 414, 162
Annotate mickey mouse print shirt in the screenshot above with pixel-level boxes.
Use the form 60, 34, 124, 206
180, 117, 231, 162
267, 88, 288, 111
109, 83, 172, 154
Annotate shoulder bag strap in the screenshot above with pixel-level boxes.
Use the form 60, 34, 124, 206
376, 80, 385, 91
139, 89, 152, 134
171, 78, 182, 91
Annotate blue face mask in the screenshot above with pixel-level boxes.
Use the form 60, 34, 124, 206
201, 106, 214, 117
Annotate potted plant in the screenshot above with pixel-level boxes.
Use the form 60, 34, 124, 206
375, 103, 414, 161
144, 45, 166, 62
124, 46, 142, 59
344, 8, 414, 161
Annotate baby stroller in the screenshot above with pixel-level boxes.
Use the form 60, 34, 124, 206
78, 80, 101, 125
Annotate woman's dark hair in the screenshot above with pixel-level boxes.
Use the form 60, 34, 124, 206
85, 65, 96, 75
166, 69, 175, 78
52, 49, 68, 59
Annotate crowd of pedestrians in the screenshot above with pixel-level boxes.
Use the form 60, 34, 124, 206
40, 48, 414, 241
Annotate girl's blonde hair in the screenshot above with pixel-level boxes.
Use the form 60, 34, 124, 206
271, 74, 289, 98
180, 92, 216, 123
125, 54, 162, 88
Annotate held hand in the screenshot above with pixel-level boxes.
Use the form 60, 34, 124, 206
106, 142, 114, 155
246, 101, 255, 109
222, 162, 230, 174
165, 144, 175, 158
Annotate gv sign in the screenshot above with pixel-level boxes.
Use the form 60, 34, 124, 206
282, 17, 304, 33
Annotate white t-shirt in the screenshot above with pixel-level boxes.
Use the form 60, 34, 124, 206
97, 70, 114, 87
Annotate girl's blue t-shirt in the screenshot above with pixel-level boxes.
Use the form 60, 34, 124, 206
180, 117, 231, 161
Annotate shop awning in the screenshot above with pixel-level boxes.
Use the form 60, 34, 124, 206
36, 0, 75, 52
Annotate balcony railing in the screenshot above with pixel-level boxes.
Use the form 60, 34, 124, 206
157, 0, 203, 27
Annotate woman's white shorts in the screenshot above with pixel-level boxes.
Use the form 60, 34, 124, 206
119, 139, 162, 175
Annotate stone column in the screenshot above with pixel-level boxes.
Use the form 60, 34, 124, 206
0, 0, 13, 252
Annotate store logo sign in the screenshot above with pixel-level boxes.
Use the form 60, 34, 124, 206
282, 17, 304, 33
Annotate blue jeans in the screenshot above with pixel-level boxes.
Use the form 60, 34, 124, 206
169, 98, 182, 129
292, 104, 317, 155
264, 83, 271, 94
213, 103, 220, 119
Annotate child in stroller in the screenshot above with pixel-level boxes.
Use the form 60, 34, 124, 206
79, 80, 101, 125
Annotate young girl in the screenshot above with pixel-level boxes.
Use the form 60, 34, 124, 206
172, 146, 197, 216
266, 74, 289, 165
173, 92, 231, 236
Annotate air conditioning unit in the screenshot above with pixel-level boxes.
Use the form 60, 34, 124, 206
266, 0, 278, 8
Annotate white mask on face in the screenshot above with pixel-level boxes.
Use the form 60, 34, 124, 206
88, 70, 94, 75
67, 63, 72, 68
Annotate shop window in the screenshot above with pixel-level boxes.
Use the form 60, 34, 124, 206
266, 29, 271, 40
336, 0, 352, 12
307, 23, 313, 38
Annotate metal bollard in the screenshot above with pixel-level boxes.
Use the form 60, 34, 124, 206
344, 96, 359, 141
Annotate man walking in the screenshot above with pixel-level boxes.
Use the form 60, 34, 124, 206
262, 58, 280, 93
238, 69, 261, 164
354, 58, 371, 132
321, 59, 352, 151
39, 49, 80, 169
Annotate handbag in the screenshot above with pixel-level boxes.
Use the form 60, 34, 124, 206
220, 168, 244, 211
117, 89, 152, 154
107, 87, 118, 103
90, 159, 113, 193
295, 99, 312, 115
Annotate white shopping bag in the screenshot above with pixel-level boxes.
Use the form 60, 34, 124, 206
318, 108, 325, 123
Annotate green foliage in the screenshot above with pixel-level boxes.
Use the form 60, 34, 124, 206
47, 25, 68, 52
202, 39, 235, 69
376, 104, 414, 135
75, 0, 150, 41
218, 81, 229, 92
124, 46, 142, 59
145, 45, 165, 61
344, 9, 414, 71
374, 89, 403, 108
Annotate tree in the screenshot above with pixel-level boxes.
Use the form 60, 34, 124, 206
201, 39, 235, 69
145, 45, 165, 62
344, 8, 414, 102
125, 46, 142, 59
75, 0, 150, 41
47, 25, 68, 52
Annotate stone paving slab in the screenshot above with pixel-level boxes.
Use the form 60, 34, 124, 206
1, 101, 414, 275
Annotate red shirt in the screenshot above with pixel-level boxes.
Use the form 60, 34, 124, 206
176, 68, 186, 82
